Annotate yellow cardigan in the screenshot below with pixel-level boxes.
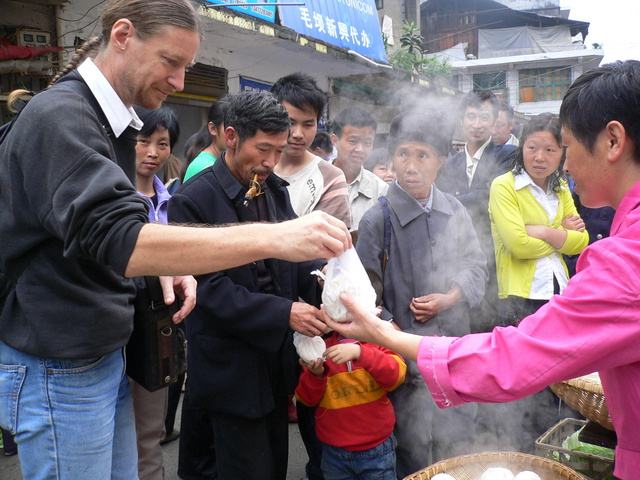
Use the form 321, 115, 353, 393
489, 172, 590, 299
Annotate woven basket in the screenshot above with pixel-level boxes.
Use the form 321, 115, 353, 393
403, 451, 586, 480
550, 373, 614, 431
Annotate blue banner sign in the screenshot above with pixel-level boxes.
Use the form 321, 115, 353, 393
279, 0, 387, 63
240, 76, 272, 92
205, 0, 276, 23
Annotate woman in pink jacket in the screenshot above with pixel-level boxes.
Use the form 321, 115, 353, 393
323, 60, 640, 480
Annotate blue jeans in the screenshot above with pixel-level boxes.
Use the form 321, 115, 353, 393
321, 434, 397, 480
0, 341, 138, 479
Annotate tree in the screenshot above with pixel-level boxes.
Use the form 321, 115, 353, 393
388, 20, 451, 83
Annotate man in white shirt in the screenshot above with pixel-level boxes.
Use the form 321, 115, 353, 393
436, 90, 516, 332
493, 100, 520, 147
331, 108, 388, 241
270, 73, 351, 229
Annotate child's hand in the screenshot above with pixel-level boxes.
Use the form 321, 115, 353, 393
300, 357, 324, 377
324, 343, 361, 365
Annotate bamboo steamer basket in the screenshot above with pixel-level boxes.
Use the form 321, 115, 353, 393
403, 451, 586, 480
550, 373, 614, 431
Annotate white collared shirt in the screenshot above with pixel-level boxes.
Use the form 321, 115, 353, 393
505, 133, 520, 147
347, 167, 388, 232
77, 58, 143, 137
465, 137, 492, 186
513, 171, 568, 299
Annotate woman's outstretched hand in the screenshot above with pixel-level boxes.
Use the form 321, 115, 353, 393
321, 293, 423, 361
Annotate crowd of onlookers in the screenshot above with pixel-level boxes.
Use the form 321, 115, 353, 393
108, 75, 613, 480
4, 3, 640, 479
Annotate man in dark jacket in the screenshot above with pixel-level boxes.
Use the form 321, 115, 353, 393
436, 90, 516, 332
169, 91, 329, 480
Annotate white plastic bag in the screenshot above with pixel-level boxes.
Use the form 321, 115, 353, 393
321, 247, 377, 323
293, 332, 326, 363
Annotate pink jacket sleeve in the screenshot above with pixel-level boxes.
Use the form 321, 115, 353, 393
417, 239, 640, 408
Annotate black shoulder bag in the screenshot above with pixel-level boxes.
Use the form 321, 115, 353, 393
126, 276, 187, 392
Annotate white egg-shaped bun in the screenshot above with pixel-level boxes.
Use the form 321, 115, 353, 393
514, 472, 541, 480
479, 467, 515, 480
431, 474, 457, 480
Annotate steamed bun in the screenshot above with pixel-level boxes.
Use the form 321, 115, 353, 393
479, 467, 515, 480
431, 474, 457, 480
514, 472, 541, 480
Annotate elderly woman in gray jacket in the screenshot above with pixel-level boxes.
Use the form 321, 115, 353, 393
356, 112, 487, 479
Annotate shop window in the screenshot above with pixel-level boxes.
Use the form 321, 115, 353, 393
473, 71, 507, 91
519, 67, 571, 102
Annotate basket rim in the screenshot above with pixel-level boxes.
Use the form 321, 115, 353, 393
550, 379, 614, 431
404, 450, 586, 480
556, 373, 604, 395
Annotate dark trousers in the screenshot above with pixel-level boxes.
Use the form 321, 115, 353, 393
210, 393, 289, 480
297, 403, 324, 480
165, 324, 187, 434
497, 296, 548, 327
1, 426, 17, 455
178, 388, 217, 480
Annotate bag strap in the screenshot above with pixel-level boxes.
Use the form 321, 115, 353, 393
143, 276, 166, 309
378, 195, 391, 277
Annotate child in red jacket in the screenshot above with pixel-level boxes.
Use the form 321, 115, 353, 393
295, 332, 406, 480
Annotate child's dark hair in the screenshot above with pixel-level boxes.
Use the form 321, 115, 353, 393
387, 111, 453, 157
134, 106, 180, 150
512, 112, 565, 192
310, 131, 332, 153
270, 72, 327, 122
364, 148, 390, 172
332, 108, 377, 138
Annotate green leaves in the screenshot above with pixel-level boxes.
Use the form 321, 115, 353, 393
388, 21, 450, 81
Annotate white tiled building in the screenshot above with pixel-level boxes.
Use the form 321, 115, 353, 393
421, 0, 604, 115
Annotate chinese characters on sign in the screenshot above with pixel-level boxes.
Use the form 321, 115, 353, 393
205, 0, 276, 23
240, 76, 272, 92
279, 0, 387, 63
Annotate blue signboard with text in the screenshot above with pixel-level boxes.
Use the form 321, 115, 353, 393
278, 0, 387, 63
204, 0, 276, 23
240, 76, 272, 92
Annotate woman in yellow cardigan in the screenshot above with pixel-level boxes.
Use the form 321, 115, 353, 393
489, 113, 590, 327
485, 113, 590, 452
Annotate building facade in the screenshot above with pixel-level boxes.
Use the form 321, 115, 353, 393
2, 0, 458, 153
421, 0, 604, 115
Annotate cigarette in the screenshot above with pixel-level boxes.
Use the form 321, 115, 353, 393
243, 173, 261, 207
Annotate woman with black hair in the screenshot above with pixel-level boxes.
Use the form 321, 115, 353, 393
183, 97, 229, 182
489, 113, 589, 326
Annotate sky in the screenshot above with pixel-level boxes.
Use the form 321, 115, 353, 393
561, 0, 640, 64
